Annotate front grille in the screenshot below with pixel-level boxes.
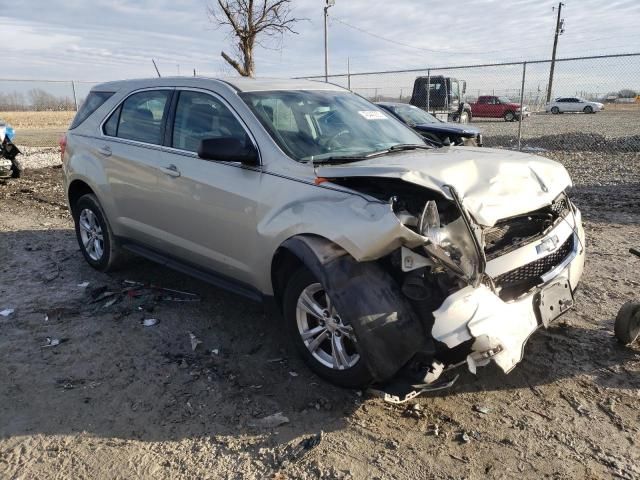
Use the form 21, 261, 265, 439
484, 193, 571, 259
495, 235, 574, 289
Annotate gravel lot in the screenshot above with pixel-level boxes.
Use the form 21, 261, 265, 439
1, 115, 639, 479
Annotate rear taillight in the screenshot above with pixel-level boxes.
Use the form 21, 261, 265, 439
59, 134, 67, 161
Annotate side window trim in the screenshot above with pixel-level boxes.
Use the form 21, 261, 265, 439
100, 87, 175, 146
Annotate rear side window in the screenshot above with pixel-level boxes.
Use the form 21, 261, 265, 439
70, 91, 114, 129
104, 90, 171, 145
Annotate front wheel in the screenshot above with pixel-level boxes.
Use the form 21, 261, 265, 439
504, 111, 516, 122
583, 106, 593, 114
551, 106, 560, 114
283, 267, 372, 388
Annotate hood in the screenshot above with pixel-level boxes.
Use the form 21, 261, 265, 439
412, 123, 480, 136
315, 147, 572, 227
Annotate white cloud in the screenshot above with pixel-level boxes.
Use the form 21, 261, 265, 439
0, 0, 638, 83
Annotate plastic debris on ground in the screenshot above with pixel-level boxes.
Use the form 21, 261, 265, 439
42, 337, 66, 348
189, 332, 202, 351
473, 404, 491, 415
77, 281, 90, 288
368, 374, 459, 404
86, 281, 201, 318
248, 412, 290, 429
142, 318, 159, 327
0, 308, 14, 317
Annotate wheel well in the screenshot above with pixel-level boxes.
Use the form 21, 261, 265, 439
68, 180, 94, 215
270, 247, 304, 311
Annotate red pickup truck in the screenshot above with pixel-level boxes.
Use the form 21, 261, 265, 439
470, 96, 530, 122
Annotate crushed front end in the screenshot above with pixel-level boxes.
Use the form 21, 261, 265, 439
393, 187, 585, 376
327, 172, 585, 381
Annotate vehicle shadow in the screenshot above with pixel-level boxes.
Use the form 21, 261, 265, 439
0, 227, 637, 446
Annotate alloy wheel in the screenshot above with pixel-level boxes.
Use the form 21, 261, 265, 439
295, 283, 360, 370
78, 208, 104, 261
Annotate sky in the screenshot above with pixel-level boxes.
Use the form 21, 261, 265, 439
0, 0, 638, 92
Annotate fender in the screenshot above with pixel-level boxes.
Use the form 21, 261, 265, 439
281, 235, 433, 382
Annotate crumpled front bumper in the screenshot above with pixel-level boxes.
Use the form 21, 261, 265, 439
431, 209, 585, 373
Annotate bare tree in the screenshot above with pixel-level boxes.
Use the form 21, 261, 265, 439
209, 0, 301, 77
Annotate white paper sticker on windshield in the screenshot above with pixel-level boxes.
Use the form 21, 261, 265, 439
358, 110, 388, 120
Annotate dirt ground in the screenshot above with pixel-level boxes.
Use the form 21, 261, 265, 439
1, 151, 639, 479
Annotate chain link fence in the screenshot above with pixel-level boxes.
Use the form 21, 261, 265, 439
297, 52, 640, 154
1, 53, 639, 152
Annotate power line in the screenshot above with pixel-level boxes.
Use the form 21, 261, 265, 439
331, 17, 480, 55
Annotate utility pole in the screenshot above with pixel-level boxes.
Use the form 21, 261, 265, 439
324, 0, 335, 82
546, 2, 565, 102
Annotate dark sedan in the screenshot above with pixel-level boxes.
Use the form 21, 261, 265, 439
377, 102, 482, 147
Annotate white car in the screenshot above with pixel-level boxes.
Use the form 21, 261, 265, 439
545, 97, 604, 114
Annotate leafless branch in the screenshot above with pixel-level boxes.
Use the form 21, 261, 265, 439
209, 0, 303, 77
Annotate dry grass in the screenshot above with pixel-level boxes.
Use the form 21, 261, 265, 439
0, 111, 75, 129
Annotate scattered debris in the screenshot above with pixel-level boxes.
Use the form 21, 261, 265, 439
369, 374, 459, 404
142, 318, 159, 327
189, 332, 202, 351
267, 357, 285, 363
77, 281, 90, 288
103, 297, 119, 308
449, 453, 470, 464
42, 337, 66, 348
427, 424, 440, 436
473, 404, 491, 415
289, 371, 299, 377
458, 432, 471, 444
211, 348, 219, 355
249, 412, 290, 429
560, 392, 592, 417
0, 308, 14, 317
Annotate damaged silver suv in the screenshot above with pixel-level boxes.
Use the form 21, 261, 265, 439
62, 78, 585, 388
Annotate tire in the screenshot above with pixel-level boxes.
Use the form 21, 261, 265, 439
614, 302, 640, 345
504, 111, 516, 122
72, 193, 123, 272
551, 106, 560, 114
283, 266, 373, 388
583, 106, 593, 114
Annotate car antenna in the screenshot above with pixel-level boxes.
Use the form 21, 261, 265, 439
152, 59, 162, 78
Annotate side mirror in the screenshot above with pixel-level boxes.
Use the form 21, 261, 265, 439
197, 137, 259, 166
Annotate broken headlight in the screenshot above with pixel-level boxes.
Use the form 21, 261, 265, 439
417, 200, 480, 280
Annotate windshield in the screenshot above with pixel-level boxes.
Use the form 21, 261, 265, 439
389, 104, 440, 125
240, 90, 426, 162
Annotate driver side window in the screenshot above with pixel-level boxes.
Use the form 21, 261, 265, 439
172, 91, 247, 153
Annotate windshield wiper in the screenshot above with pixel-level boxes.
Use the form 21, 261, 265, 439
311, 144, 431, 165
388, 143, 432, 151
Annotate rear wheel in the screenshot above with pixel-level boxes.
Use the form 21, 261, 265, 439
504, 111, 516, 122
72, 194, 123, 272
583, 105, 593, 114
551, 106, 560, 114
283, 267, 372, 388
